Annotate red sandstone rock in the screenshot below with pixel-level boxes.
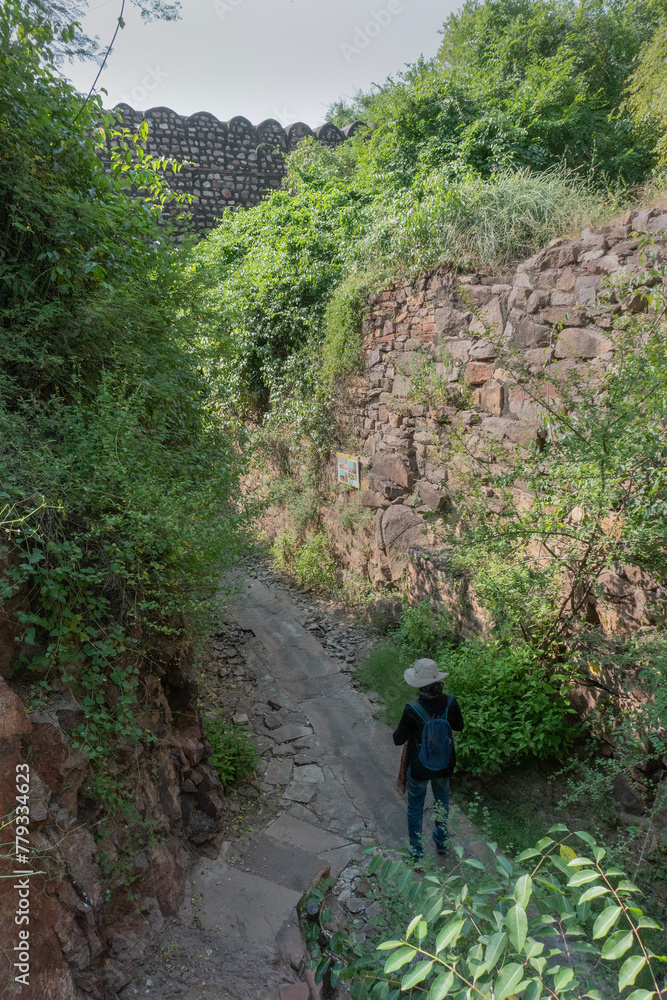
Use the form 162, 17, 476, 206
465, 361, 494, 384
554, 326, 612, 359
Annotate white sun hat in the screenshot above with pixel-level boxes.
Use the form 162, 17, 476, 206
403, 658, 448, 688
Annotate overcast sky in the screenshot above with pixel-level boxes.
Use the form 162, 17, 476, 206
65, 0, 455, 126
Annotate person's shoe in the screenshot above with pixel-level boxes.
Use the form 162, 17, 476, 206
436, 846, 448, 856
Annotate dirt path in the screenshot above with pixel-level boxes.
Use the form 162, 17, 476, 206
122, 573, 485, 1000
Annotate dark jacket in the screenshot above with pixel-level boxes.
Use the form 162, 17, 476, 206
393, 693, 464, 781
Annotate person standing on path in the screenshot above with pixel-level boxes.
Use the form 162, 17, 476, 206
393, 658, 464, 860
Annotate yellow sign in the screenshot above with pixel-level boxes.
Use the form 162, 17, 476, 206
336, 453, 360, 488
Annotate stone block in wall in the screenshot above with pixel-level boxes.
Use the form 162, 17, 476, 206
507, 315, 552, 349
435, 306, 468, 334
369, 453, 414, 488
459, 285, 493, 306
575, 274, 601, 306
465, 361, 494, 384
440, 338, 473, 362
468, 296, 505, 337
379, 504, 429, 580
508, 386, 546, 422
481, 416, 538, 446
392, 373, 412, 396
554, 326, 612, 359
395, 351, 427, 376
361, 490, 387, 509
538, 242, 581, 270
524, 347, 554, 366
480, 378, 506, 416
540, 306, 586, 326
468, 340, 497, 360
647, 212, 667, 234
417, 482, 448, 510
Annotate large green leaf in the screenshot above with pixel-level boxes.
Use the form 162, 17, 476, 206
493, 962, 524, 1000
593, 905, 622, 939
567, 870, 600, 887
601, 930, 634, 961
401, 959, 434, 990
619, 955, 646, 990
553, 967, 574, 990
507, 904, 528, 951
625, 991, 655, 1000
485, 931, 507, 970
578, 886, 610, 904
430, 970, 455, 1000
405, 914, 423, 940
384, 946, 416, 973
514, 874, 533, 909
523, 981, 543, 1000
436, 920, 465, 953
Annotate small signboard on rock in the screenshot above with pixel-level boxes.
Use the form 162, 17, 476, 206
336, 453, 360, 488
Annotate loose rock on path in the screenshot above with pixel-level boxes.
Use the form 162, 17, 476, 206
122, 569, 485, 1000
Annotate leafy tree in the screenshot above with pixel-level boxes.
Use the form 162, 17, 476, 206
627, 18, 667, 164
328, 0, 657, 186
0, 1, 246, 779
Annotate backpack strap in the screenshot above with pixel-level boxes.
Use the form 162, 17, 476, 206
408, 701, 430, 724
409, 696, 452, 724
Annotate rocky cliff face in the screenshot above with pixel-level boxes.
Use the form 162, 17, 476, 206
260, 208, 667, 633
0, 622, 227, 999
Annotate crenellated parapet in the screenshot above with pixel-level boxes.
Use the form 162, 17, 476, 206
110, 104, 366, 233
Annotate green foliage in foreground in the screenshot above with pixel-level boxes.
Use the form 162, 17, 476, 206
0, 3, 246, 783
202, 717, 258, 786
306, 827, 665, 1000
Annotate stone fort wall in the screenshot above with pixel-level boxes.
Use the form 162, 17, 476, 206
111, 104, 365, 232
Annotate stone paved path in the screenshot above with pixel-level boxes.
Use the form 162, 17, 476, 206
123, 575, 486, 1000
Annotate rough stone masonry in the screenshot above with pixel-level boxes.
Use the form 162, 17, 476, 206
110, 104, 365, 232
343, 208, 667, 629
258, 207, 667, 642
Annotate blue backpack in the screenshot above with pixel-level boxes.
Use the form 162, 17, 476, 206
409, 696, 453, 771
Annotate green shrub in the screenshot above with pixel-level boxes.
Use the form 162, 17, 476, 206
321, 273, 367, 384
356, 641, 413, 726
438, 639, 575, 774
202, 717, 258, 786
271, 529, 298, 572
392, 598, 456, 659
294, 531, 338, 592
0, 2, 247, 787
305, 827, 665, 1000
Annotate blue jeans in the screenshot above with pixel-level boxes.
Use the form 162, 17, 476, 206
406, 768, 450, 857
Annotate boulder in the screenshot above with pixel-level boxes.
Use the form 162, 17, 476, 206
554, 327, 612, 359
610, 773, 644, 816
380, 505, 429, 580
507, 315, 552, 349
435, 306, 468, 334
647, 212, 667, 235
369, 453, 413, 488
480, 378, 505, 416
417, 482, 448, 511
